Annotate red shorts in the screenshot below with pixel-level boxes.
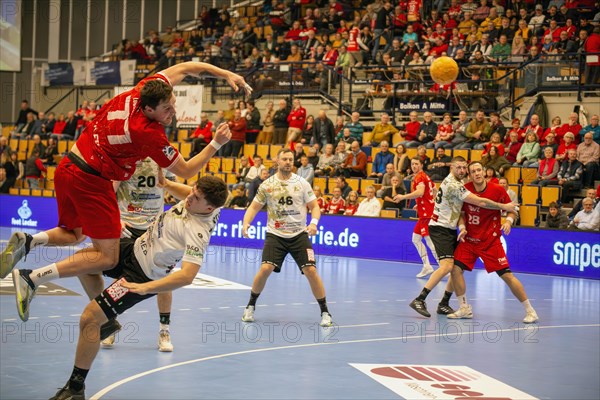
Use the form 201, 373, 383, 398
54, 157, 121, 239
454, 238, 509, 273
413, 217, 431, 236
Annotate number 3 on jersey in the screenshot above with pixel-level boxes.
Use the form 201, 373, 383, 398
278, 196, 293, 205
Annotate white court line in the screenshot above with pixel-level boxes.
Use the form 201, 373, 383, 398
90, 323, 600, 400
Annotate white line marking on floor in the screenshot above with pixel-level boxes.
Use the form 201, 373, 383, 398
199, 308, 211, 310
274, 304, 286, 306
291, 303, 304, 306
136, 310, 149, 313
48, 315, 62, 318
360, 300, 372, 303
70, 314, 81, 317
91, 323, 600, 400
218, 307, 230, 309
377, 300, 389, 302
343, 300, 355, 303
179, 309, 191, 311
2, 318, 17, 322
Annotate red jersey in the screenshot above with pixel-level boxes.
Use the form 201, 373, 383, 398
77, 74, 180, 181
347, 27, 360, 52
404, 121, 421, 141
413, 171, 435, 218
462, 181, 510, 242
327, 197, 346, 214
344, 203, 359, 216
287, 107, 307, 129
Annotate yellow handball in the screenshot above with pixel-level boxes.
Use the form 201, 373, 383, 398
429, 56, 459, 85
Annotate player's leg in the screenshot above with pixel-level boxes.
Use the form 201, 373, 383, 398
447, 265, 473, 319
242, 262, 276, 322
437, 276, 455, 315
157, 291, 174, 352
499, 270, 539, 323
410, 227, 456, 317
423, 234, 439, 263
78, 273, 105, 300
302, 265, 333, 327
412, 232, 434, 278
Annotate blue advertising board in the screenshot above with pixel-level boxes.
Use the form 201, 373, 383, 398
1, 195, 598, 279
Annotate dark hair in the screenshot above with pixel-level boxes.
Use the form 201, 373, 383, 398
411, 156, 423, 164
548, 201, 559, 209
196, 176, 228, 208
140, 79, 173, 110
452, 156, 467, 163
277, 148, 294, 158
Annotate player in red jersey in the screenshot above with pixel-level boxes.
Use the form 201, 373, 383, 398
446, 161, 538, 323
2, 62, 251, 323
396, 157, 439, 279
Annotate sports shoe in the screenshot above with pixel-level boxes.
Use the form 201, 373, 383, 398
158, 329, 174, 352
416, 265, 434, 278
437, 303, 455, 315
242, 306, 255, 322
100, 319, 122, 341
101, 334, 116, 348
523, 309, 539, 324
49, 384, 85, 400
409, 299, 431, 317
12, 269, 36, 322
447, 304, 473, 319
1, 232, 32, 279
319, 312, 333, 327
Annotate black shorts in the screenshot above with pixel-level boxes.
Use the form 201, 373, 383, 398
428, 225, 458, 261
262, 232, 316, 273
126, 226, 147, 239
95, 238, 156, 319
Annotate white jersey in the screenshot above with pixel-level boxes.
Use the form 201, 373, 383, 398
430, 173, 470, 229
134, 200, 220, 280
253, 173, 316, 238
117, 158, 175, 230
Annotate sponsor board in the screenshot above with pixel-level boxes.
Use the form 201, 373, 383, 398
350, 364, 537, 399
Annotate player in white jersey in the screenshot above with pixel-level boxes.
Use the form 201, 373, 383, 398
101, 157, 176, 351
409, 156, 518, 318
45, 176, 227, 400
241, 148, 333, 327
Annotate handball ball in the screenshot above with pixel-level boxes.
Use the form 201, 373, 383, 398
430, 56, 459, 85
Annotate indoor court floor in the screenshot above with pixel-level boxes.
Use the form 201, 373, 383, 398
1, 227, 599, 400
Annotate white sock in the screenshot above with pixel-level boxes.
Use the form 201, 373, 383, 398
160, 323, 170, 331
31, 232, 49, 248
522, 299, 534, 312
29, 263, 59, 287
457, 295, 468, 306
412, 234, 430, 266
424, 235, 439, 263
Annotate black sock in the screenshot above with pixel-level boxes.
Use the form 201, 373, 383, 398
247, 291, 260, 307
440, 291, 453, 305
159, 313, 171, 326
317, 297, 329, 314
68, 366, 89, 392
417, 287, 431, 301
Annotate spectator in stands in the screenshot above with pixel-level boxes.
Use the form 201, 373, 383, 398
381, 175, 406, 214
296, 155, 315, 185
313, 110, 335, 150
326, 187, 346, 215
315, 143, 336, 177
224, 109, 246, 157
522, 114, 544, 145
14, 100, 38, 132
314, 186, 328, 213
335, 176, 352, 199
412, 111, 438, 148
577, 132, 600, 188
51, 113, 66, 135
504, 118, 523, 146
394, 143, 411, 177
427, 147, 452, 181
530, 147, 560, 186
3, 152, 23, 190
371, 1, 394, 63
307, 146, 319, 170
337, 141, 367, 178
366, 113, 398, 147
272, 99, 290, 145
510, 33, 527, 60
32, 111, 46, 137
235, 156, 251, 184
558, 112, 581, 145
569, 198, 600, 230
255, 101, 274, 145
246, 155, 266, 185
461, 110, 491, 149
397, 111, 421, 147
332, 140, 349, 171
554, 30, 577, 60
545, 201, 570, 229
343, 112, 364, 142
485, 166, 500, 184
188, 113, 213, 158
0, 167, 6, 192
568, 188, 598, 220
580, 114, 600, 144
356, 186, 381, 217
292, 142, 306, 170
377, 163, 403, 198
499, 177, 518, 204
286, 98, 306, 145
556, 131, 577, 163
529, 5, 546, 36
54, 111, 79, 140
488, 34, 511, 62
245, 100, 261, 132
541, 116, 562, 146
336, 128, 354, 150
370, 141, 394, 183
343, 191, 360, 216
0, 136, 12, 159
299, 115, 315, 145
226, 183, 249, 209
24, 148, 46, 189
557, 149, 584, 204
514, 131, 541, 167
28, 135, 45, 158
223, 100, 236, 122
482, 145, 512, 176
584, 27, 600, 86
12, 112, 35, 138
248, 168, 270, 204
450, 110, 470, 148
39, 137, 57, 166
427, 113, 454, 150
213, 110, 227, 131
535, 132, 559, 166
482, 132, 505, 156
157, 49, 176, 71
504, 129, 523, 165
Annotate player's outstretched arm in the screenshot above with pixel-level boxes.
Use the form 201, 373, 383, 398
168, 122, 231, 179
397, 182, 425, 201
121, 262, 200, 295
242, 201, 263, 237
464, 192, 518, 213
160, 62, 252, 95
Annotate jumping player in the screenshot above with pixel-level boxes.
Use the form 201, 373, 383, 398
446, 162, 538, 323
241, 148, 333, 327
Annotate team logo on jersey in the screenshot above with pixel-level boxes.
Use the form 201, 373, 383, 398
162, 145, 176, 160
197, 232, 203, 239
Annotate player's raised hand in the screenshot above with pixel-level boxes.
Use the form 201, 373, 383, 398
214, 122, 232, 146
226, 72, 252, 96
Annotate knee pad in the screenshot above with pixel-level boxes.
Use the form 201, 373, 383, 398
496, 268, 512, 277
